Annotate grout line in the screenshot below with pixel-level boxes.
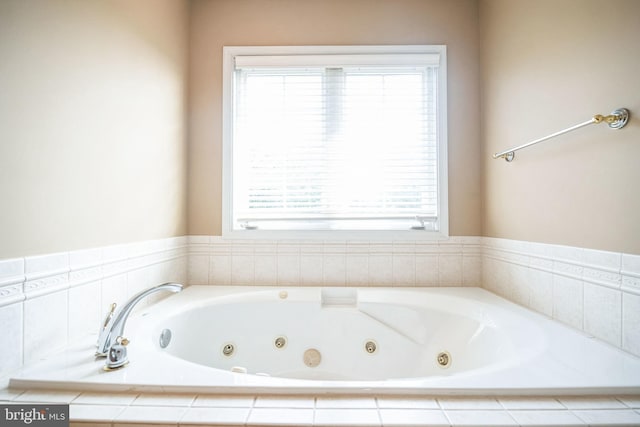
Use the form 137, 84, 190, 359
312, 396, 317, 425
243, 396, 258, 425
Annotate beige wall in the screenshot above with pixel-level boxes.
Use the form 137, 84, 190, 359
480, 0, 640, 254
188, 0, 482, 237
0, 0, 189, 259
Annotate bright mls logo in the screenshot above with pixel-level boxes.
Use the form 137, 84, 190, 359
1, 405, 68, 426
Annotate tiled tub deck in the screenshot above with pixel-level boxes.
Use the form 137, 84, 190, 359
2, 388, 640, 426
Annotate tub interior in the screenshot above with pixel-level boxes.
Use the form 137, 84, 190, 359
155, 289, 539, 381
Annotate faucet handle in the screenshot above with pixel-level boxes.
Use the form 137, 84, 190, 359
101, 303, 117, 330
105, 336, 129, 370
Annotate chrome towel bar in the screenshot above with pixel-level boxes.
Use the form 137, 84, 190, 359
493, 108, 630, 162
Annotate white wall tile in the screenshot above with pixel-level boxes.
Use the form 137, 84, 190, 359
621, 254, 640, 294
584, 283, 622, 347
24, 271, 69, 299
438, 254, 462, 286
553, 275, 584, 330
583, 265, 622, 290
415, 254, 438, 286
68, 280, 101, 341
622, 253, 640, 274
462, 255, 482, 286
510, 264, 531, 308
323, 254, 346, 286
482, 237, 638, 356
622, 292, 640, 356
102, 244, 129, 265
622, 273, 640, 294
161, 256, 187, 286
481, 256, 500, 294
582, 248, 621, 289
0, 282, 24, 307
551, 244, 584, 266
0, 258, 24, 282
583, 248, 622, 271
254, 254, 277, 285
69, 247, 103, 270
0, 237, 186, 380
300, 255, 323, 286
528, 250, 553, 272
188, 255, 209, 285
368, 254, 393, 286
23, 289, 68, 364
277, 254, 300, 285
346, 254, 368, 286
25, 252, 69, 276
392, 254, 415, 285
528, 268, 553, 317
101, 274, 128, 310
553, 259, 583, 281
0, 258, 25, 307
0, 302, 23, 376
210, 255, 231, 285
231, 254, 255, 285
126, 266, 153, 298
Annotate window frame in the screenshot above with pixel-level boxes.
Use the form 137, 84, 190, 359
222, 45, 448, 240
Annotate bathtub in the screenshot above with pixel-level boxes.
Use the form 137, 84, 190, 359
10, 286, 640, 395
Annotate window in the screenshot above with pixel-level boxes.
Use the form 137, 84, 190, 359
222, 45, 448, 239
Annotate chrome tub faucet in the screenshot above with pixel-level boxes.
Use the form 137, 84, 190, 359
96, 282, 183, 369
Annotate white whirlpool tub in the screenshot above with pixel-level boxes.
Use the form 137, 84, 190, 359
10, 286, 640, 395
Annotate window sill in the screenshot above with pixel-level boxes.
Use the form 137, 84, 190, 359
221, 229, 450, 241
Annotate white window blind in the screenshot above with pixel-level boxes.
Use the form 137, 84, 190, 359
225, 47, 447, 235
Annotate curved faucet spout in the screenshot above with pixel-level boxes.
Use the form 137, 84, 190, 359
96, 282, 183, 356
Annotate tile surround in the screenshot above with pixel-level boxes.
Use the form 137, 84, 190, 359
5, 390, 640, 426
187, 236, 483, 288
2, 234, 640, 383
0, 237, 188, 380
1, 235, 640, 426
482, 237, 640, 358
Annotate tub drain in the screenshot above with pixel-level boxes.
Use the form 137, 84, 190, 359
437, 351, 451, 368
222, 343, 235, 356
159, 329, 172, 349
